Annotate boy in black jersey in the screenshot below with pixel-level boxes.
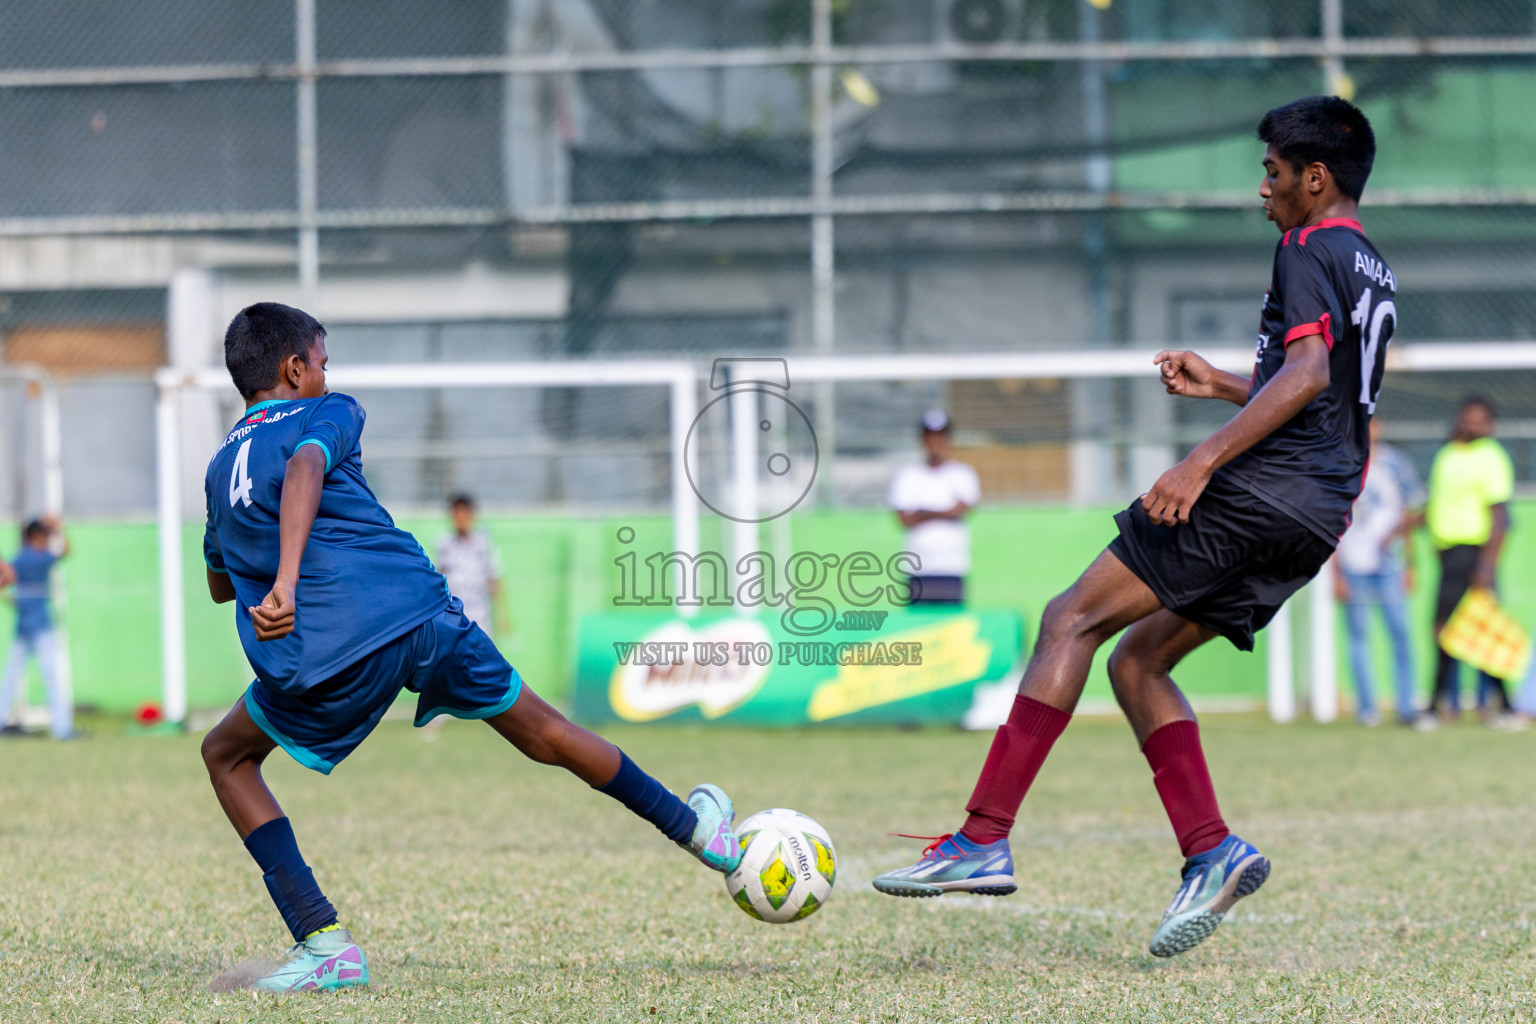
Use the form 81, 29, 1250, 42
874, 96, 1394, 957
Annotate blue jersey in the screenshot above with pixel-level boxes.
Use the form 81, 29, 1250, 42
203, 393, 450, 694
10, 546, 58, 636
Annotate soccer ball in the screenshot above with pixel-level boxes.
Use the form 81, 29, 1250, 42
724, 808, 836, 923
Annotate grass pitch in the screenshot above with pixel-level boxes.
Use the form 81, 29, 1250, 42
2, 714, 1535, 1022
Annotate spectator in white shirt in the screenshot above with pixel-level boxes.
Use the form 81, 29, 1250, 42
888, 410, 980, 605
435, 494, 509, 640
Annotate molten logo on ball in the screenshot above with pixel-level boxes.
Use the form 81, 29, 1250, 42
725, 807, 837, 924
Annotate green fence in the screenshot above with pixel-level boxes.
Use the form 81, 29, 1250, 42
2, 501, 1531, 716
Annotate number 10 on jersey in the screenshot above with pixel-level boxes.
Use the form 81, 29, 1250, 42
1351, 287, 1396, 415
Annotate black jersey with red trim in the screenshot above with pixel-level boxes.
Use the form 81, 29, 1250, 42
1213, 217, 1396, 543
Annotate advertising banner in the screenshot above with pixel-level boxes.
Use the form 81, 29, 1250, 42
573, 609, 1023, 726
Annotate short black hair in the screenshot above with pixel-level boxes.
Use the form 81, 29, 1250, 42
1256, 95, 1376, 201
22, 519, 47, 541
224, 302, 326, 400
1459, 394, 1496, 418
449, 493, 476, 510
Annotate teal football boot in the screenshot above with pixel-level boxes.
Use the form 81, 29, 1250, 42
1149, 834, 1270, 957
251, 926, 369, 993
678, 784, 742, 873
872, 833, 1016, 897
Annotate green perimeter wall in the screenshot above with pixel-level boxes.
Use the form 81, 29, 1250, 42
3, 503, 1532, 716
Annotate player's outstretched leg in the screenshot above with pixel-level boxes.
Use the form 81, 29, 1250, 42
1108, 612, 1269, 957
485, 685, 741, 872
201, 700, 369, 992
873, 551, 1162, 898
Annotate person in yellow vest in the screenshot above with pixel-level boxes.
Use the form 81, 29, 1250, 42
1421, 396, 1515, 728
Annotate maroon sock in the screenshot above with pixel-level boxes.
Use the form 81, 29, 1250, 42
959, 695, 1071, 844
1141, 720, 1229, 859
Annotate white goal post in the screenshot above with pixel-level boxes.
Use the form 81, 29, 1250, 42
153, 360, 700, 724
153, 342, 1536, 727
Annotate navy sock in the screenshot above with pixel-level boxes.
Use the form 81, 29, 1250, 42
595, 752, 697, 843
243, 817, 339, 942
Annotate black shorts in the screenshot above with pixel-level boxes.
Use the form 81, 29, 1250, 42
1108, 474, 1335, 651
907, 575, 965, 605
1433, 544, 1483, 623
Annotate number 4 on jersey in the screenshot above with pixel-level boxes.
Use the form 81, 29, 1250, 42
229, 438, 255, 508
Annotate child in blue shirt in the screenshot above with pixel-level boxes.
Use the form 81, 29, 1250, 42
199, 303, 742, 994
0, 517, 74, 740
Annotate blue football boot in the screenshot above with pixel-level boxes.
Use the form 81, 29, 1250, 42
678, 784, 742, 873
1148, 834, 1270, 957
251, 925, 368, 993
871, 833, 1016, 897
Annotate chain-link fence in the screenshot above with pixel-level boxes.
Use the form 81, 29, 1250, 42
4, 0, 1536, 516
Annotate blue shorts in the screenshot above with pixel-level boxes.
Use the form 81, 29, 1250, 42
245, 601, 522, 775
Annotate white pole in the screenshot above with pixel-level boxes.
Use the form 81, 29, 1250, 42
1320, 0, 1346, 96
295, 0, 320, 306
37, 378, 72, 723
1266, 601, 1295, 723
810, 0, 836, 504
38, 381, 63, 516
156, 378, 187, 724
670, 370, 701, 618
730, 382, 760, 575
1309, 559, 1339, 722
810, 0, 834, 350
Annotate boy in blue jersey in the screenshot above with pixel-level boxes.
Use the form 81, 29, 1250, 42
199, 303, 742, 994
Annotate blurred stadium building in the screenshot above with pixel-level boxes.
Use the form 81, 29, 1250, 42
3, 0, 1536, 519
